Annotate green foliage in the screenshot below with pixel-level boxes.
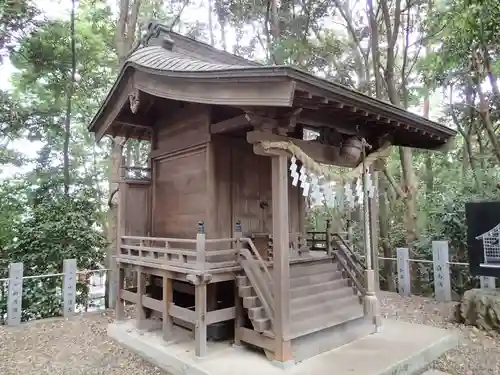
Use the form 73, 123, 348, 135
2, 186, 106, 321
0, 0, 39, 61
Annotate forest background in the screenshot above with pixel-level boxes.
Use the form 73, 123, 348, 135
1, 0, 499, 321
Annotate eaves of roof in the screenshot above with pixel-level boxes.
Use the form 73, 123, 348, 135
88, 48, 456, 142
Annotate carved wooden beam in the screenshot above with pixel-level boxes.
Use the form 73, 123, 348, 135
210, 115, 249, 134
297, 110, 361, 136
247, 130, 355, 167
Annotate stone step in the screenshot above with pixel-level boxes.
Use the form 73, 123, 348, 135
421, 371, 451, 375
291, 278, 349, 299
291, 287, 356, 311
292, 294, 360, 321
291, 302, 365, 339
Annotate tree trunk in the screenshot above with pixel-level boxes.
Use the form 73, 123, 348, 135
105, 0, 142, 309
378, 165, 395, 291
63, 0, 77, 196
423, 87, 433, 193
208, 0, 215, 46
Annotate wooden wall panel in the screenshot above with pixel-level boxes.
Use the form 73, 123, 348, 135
206, 137, 232, 239
212, 138, 301, 237
153, 103, 210, 157
123, 182, 151, 236
152, 146, 207, 239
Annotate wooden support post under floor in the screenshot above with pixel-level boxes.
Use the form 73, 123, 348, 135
195, 283, 207, 357
115, 263, 125, 321
271, 155, 293, 363
136, 266, 147, 330
162, 272, 173, 341
195, 229, 208, 358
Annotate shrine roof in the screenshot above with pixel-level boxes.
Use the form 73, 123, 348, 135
127, 46, 242, 72
88, 22, 456, 149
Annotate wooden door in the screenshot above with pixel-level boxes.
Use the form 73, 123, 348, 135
231, 141, 272, 235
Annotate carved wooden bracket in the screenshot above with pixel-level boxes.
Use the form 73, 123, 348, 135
244, 107, 303, 136
128, 89, 140, 114
186, 273, 212, 285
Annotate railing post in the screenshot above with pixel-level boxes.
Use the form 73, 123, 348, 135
480, 276, 496, 289
195, 221, 207, 357
7, 262, 23, 326
196, 221, 206, 271
396, 248, 410, 297
325, 219, 332, 256
233, 220, 244, 347
432, 241, 452, 302
63, 259, 77, 317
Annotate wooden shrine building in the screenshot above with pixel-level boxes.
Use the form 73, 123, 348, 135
88, 21, 456, 366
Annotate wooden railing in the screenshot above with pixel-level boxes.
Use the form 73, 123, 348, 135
238, 237, 274, 328
119, 235, 240, 270
121, 166, 151, 181
306, 231, 327, 251
331, 233, 366, 295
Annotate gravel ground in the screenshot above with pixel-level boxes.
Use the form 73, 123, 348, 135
379, 292, 500, 375
0, 292, 498, 375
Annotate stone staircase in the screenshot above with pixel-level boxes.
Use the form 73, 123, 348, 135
236, 257, 372, 359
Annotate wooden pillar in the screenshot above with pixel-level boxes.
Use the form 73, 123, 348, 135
368, 169, 380, 289
115, 263, 125, 321
195, 222, 208, 357
234, 222, 244, 345
136, 266, 147, 330
162, 271, 173, 340
271, 155, 292, 363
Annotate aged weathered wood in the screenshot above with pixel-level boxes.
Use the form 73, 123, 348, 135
369, 169, 380, 289
152, 146, 208, 238
169, 303, 196, 323
120, 289, 137, 303
115, 264, 125, 321
133, 70, 296, 108
94, 77, 134, 141
239, 327, 275, 352
248, 130, 354, 166
206, 307, 236, 324
142, 295, 163, 311
195, 283, 208, 357
162, 273, 173, 340
88, 24, 456, 365
210, 115, 249, 134
271, 155, 293, 362
136, 266, 148, 330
